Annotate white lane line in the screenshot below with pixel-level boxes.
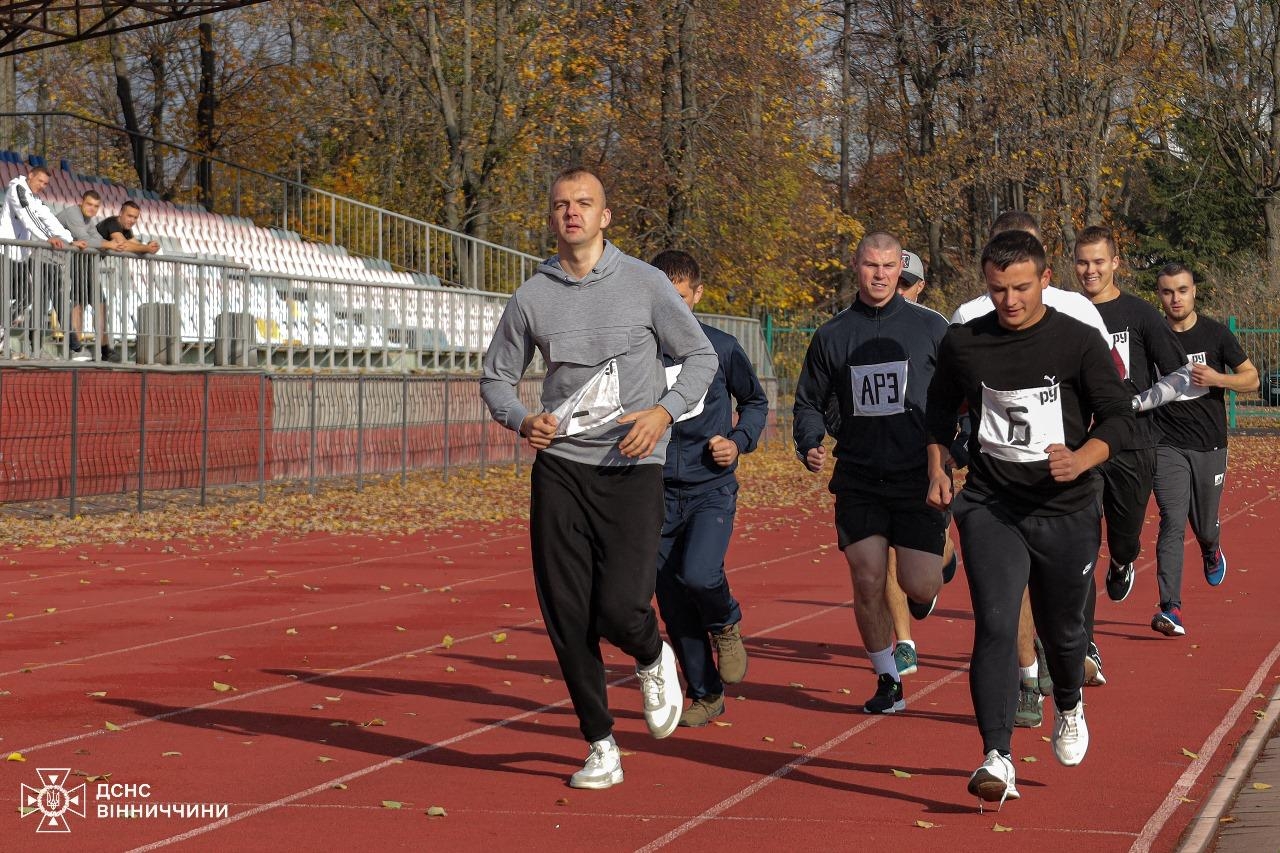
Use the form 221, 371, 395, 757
3, 541, 822, 678
13, 618, 543, 756
1130, 639, 1280, 853
1, 531, 527, 626
0, 531, 350, 588
0, 565, 528, 678
637, 490, 1280, 852
12, 543, 830, 747
116, 578, 854, 849
634, 667, 968, 852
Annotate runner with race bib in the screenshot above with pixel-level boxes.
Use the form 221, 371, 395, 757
925, 230, 1134, 811
793, 231, 950, 718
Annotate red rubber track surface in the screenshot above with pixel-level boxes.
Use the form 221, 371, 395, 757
1, 478, 1277, 852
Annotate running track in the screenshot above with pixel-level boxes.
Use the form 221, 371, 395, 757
2, 478, 1277, 852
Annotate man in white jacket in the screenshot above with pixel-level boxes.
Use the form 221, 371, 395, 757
1, 166, 86, 353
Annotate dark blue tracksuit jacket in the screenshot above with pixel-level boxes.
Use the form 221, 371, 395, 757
663, 322, 769, 490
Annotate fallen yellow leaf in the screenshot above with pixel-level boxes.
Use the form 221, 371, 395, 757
6, 752, 25, 762
442, 635, 454, 649
425, 805, 446, 817
915, 820, 935, 829
891, 769, 912, 779
212, 681, 235, 693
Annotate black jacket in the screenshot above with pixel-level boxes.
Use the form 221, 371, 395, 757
793, 293, 948, 496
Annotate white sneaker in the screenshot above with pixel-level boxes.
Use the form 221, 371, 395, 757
967, 749, 1019, 811
636, 641, 682, 739
568, 738, 623, 789
1052, 699, 1090, 766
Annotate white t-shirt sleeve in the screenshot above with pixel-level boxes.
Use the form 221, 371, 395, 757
1043, 288, 1110, 344
950, 294, 993, 325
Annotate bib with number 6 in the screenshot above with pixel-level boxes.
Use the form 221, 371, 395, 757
978, 381, 1065, 462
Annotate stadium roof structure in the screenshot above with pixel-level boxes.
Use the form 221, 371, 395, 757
0, 1, 270, 58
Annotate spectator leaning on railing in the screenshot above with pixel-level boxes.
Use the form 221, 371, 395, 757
0, 166, 86, 353
56, 189, 118, 361
97, 200, 159, 256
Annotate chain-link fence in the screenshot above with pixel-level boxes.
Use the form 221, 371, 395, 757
0, 368, 780, 517
0, 369, 546, 517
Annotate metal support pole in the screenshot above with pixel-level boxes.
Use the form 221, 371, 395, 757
479, 391, 488, 476
309, 375, 318, 495
258, 371, 266, 502
1228, 316, 1238, 429
401, 375, 409, 485
137, 371, 147, 512
68, 370, 80, 519
442, 374, 451, 481
356, 376, 365, 491
200, 371, 210, 507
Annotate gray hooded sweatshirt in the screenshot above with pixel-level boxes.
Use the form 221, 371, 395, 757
480, 241, 717, 467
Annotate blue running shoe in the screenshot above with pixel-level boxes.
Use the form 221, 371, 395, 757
1151, 607, 1186, 637
1203, 548, 1226, 587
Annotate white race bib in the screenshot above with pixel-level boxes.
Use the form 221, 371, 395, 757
1111, 329, 1131, 380
1170, 352, 1209, 400
849, 360, 908, 417
978, 381, 1066, 462
551, 359, 625, 436
664, 363, 707, 423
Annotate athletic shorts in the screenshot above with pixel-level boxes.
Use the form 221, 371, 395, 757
833, 489, 947, 555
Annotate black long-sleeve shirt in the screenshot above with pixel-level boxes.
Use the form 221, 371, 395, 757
926, 308, 1136, 516
1094, 292, 1187, 449
793, 293, 949, 497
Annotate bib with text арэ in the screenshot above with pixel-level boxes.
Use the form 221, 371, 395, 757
664, 362, 708, 423
849, 360, 908, 417
978, 381, 1066, 462
551, 358, 625, 436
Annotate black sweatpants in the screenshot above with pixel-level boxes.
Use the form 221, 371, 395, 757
953, 489, 1100, 755
530, 452, 666, 743
1083, 446, 1156, 639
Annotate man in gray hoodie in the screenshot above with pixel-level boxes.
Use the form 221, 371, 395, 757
480, 167, 717, 790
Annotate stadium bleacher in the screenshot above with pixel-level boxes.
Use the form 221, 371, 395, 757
0, 152, 432, 288
0, 152, 520, 370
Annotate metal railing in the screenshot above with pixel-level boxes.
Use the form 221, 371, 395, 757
0, 111, 543, 291
1, 238, 774, 378
1, 238, 511, 371
1227, 315, 1280, 424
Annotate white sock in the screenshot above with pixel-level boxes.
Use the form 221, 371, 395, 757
1020, 661, 1038, 682
868, 646, 899, 680
897, 639, 916, 650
